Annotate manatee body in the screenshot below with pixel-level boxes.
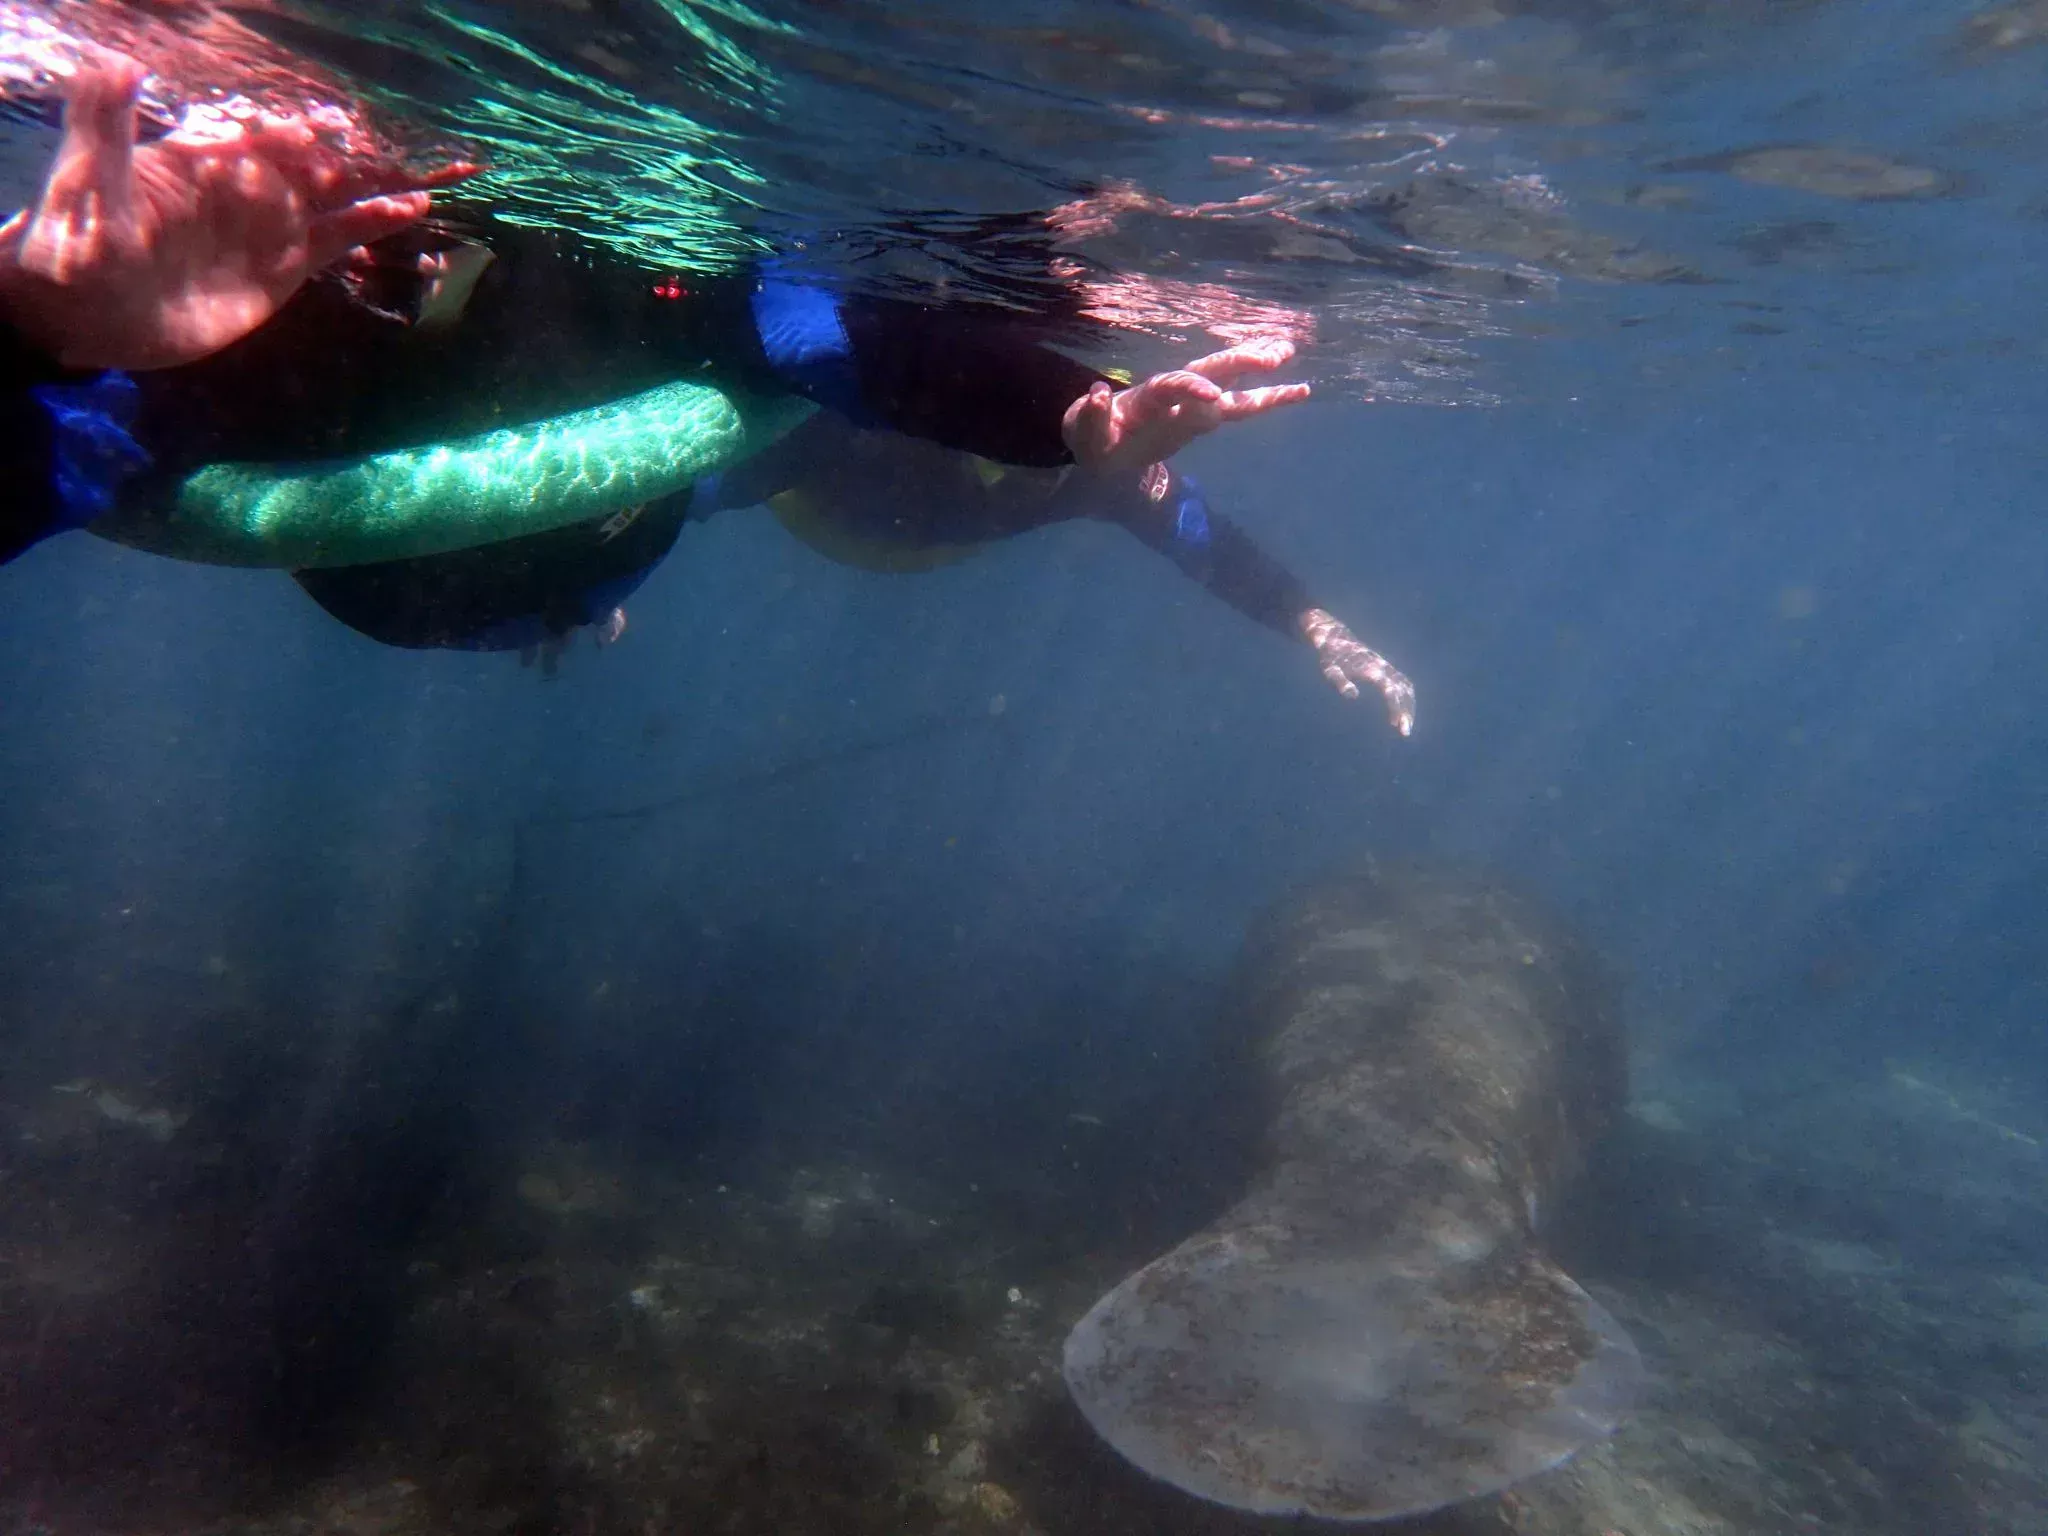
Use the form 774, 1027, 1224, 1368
1063, 864, 1640, 1522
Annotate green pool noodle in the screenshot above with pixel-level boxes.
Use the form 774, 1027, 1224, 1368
92, 383, 815, 570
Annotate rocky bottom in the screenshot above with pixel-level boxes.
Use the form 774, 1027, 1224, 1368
2, 1057, 2045, 1536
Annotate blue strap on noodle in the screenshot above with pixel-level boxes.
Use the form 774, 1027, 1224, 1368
31, 371, 152, 527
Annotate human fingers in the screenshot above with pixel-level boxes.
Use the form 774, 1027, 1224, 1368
1114, 370, 1220, 442
1180, 337, 1295, 388
306, 190, 433, 272
1121, 380, 1224, 462
1376, 671, 1425, 741
24, 52, 148, 278
58, 50, 147, 196
1302, 609, 1415, 735
280, 150, 468, 211
1319, 654, 1362, 701
406, 158, 484, 191
1061, 379, 1119, 465
1216, 380, 1313, 421
171, 97, 478, 213
1340, 646, 1416, 736
303, 155, 481, 213
1383, 672, 1417, 737
1123, 369, 1224, 415
243, 115, 480, 212
1113, 373, 1228, 462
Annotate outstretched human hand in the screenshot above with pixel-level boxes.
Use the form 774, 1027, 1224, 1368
0, 48, 475, 371
1061, 338, 1311, 476
1299, 607, 1415, 737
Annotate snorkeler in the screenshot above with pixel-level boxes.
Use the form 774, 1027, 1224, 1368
0, 47, 1413, 732
268, 231, 1411, 730
0, 46, 473, 562
250, 215, 1411, 730
295, 235, 1413, 731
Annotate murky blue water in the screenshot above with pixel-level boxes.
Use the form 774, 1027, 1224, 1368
1, 3, 2045, 1533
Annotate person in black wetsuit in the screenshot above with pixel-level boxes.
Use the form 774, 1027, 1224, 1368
275, 220, 1413, 730
2, 48, 1414, 731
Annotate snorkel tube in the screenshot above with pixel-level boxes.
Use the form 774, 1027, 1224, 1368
91, 382, 816, 569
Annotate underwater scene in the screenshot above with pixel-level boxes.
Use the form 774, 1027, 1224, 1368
1, 0, 2045, 1532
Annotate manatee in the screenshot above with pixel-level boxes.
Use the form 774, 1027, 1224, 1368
1062, 864, 1640, 1522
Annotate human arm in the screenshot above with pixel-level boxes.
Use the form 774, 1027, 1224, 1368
1094, 461, 1415, 736
736, 283, 1417, 726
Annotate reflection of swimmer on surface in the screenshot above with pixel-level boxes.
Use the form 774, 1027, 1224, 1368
0, 43, 1414, 733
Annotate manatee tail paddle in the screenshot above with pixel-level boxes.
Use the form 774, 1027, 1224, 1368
1062, 1224, 1642, 1523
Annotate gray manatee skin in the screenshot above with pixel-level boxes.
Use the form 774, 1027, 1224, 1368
1063, 864, 1641, 1523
